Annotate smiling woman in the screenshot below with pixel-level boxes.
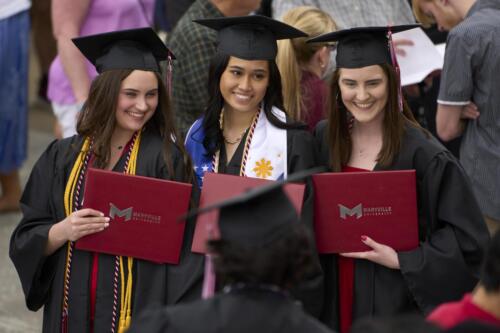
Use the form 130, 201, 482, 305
9, 28, 197, 333
183, 15, 324, 317
310, 25, 489, 332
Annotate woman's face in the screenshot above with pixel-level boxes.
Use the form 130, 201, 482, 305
115, 70, 158, 134
338, 65, 388, 125
219, 56, 269, 114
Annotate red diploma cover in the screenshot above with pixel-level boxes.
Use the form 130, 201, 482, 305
191, 172, 306, 254
312, 170, 418, 253
76, 168, 192, 264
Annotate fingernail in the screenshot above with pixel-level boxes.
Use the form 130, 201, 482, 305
100, 212, 104, 217
361, 235, 367, 241
104, 222, 109, 227
105, 217, 110, 222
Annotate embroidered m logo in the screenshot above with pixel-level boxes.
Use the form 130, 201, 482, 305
338, 204, 363, 219
109, 203, 133, 221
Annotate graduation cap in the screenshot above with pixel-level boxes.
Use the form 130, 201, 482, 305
183, 167, 325, 248
194, 15, 308, 60
307, 25, 420, 68
72, 27, 174, 73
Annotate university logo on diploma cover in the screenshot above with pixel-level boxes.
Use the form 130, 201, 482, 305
76, 168, 192, 264
313, 170, 419, 253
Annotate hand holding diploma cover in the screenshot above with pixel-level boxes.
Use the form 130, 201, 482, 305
312, 170, 419, 253
76, 168, 192, 264
191, 172, 306, 254
394, 27, 444, 86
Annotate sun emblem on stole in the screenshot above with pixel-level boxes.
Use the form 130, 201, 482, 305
252, 158, 274, 178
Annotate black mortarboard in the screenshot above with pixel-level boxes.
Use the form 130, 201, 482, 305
183, 167, 325, 247
72, 27, 174, 73
194, 15, 307, 60
307, 25, 420, 68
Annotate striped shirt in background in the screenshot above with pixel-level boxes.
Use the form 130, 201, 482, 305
272, 0, 415, 28
438, 0, 500, 220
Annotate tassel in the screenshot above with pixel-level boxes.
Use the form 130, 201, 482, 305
387, 26, 403, 113
202, 224, 216, 299
202, 254, 216, 299
166, 53, 173, 97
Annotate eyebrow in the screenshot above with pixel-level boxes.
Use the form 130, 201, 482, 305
122, 88, 159, 93
228, 65, 268, 73
340, 78, 383, 83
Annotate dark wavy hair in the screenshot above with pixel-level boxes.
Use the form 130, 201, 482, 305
206, 224, 317, 290
481, 231, 500, 292
76, 69, 192, 181
326, 63, 422, 172
201, 53, 304, 156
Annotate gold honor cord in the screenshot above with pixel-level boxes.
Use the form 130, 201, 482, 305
118, 132, 140, 333
60, 133, 142, 333
62, 137, 92, 327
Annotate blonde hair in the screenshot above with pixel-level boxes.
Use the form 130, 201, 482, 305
276, 6, 336, 121
412, 0, 437, 28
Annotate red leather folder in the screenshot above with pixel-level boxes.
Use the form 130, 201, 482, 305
191, 172, 306, 254
76, 168, 192, 264
313, 170, 418, 253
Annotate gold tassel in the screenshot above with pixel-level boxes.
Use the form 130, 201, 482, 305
117, 132, 141, 332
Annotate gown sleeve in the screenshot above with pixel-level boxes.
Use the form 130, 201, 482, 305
126, 308, 171, 333
9, 140, 67, 311
312, 120, 330, 168
398, 151, 489, 313
287, 128, 325, 318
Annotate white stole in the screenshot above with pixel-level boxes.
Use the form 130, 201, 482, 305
244, 106, 287, 180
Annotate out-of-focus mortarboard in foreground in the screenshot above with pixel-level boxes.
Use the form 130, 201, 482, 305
183, 167, 325, 248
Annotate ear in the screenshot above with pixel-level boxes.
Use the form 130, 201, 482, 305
317, 46, 330, 69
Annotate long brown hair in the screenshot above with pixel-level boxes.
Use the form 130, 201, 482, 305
77, 69, 192, 180
276, 6, 336, 121
327, 63, 420, 171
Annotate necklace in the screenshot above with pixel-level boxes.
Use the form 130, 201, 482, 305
219, 109, 250, 145
223, 128, 248, 145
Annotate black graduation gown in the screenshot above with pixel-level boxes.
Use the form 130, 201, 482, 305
217, 127, 324, 318
314, 121, 489, 329
127, 287, 334, 333
9, 128, 204, 333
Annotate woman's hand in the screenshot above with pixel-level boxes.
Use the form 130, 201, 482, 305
60, 208, 110, 241
340, 235, 400, 270
46, 208, 109, 255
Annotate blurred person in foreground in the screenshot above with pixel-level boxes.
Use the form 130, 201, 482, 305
128, 170, 332, 333
427, 231, 500, 329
